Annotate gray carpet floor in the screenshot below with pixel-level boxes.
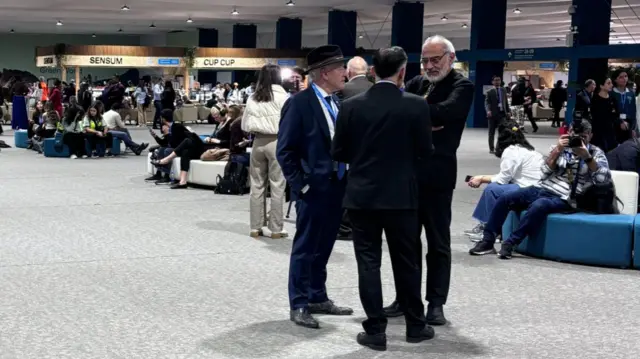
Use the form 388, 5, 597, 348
1, 123, 639, 359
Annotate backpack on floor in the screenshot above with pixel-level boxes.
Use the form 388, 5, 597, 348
215, 160, 248, 195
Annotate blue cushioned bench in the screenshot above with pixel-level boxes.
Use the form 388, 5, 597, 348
43, 138, 70, 157
633, 215, 640, 269
110, 137, 122, 156
503, 211, 634, 268
14, 130, 28, 148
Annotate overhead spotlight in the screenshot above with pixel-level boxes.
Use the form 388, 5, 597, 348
461, 23, 468, 28
56, 20, 63, 26
187, 17, 193, 23
149, 23, 156, 28
556, 38, 561, 41
121, 4, 130, 11
619, 41, 623, 44
92, 33, 96, 37
441, 16, 448, 21
358, 34, 363, 39
611, 28, 616, 33
118, 28, 123, 32
232, 7, 239, 15
513, 8, 521, 14
9, 29, 14, 33
286, 0, 295, 6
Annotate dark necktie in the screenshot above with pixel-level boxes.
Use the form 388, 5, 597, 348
324, 95, 345, 179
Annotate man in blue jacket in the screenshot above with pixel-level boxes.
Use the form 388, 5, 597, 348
277, 45, 354, 329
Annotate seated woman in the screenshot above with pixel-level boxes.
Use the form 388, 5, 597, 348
59, 101, 86, 159
31, 102, 61, 153
28, 100, 45, 140
82, 104, 113, 157
465, 126, 543, 241
150, 109, 205, 189
203, 105, 242, 149
146, 124, 174, 184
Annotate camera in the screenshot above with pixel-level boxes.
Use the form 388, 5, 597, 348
569, 117, 585, 147
568, 135, 583, 148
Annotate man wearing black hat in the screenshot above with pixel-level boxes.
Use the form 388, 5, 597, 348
277, 45, 354, 329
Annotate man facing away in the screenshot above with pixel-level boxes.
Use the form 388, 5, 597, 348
277, 45, 353, 329
332, 47, 434, 351
485, 75, 511, 153
336, 56, 373, 241
383, 35, 474, 326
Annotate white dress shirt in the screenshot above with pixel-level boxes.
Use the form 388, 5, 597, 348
312, 84, 339, 138
491, 145, 544, 188
103, 110, 126, 130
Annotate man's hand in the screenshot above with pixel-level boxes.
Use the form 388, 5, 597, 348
433, 126, 444, 131
621, 122, 629, 131
573, 142, 591, 160
557, 134, 569, 150
487, 110, 492, 118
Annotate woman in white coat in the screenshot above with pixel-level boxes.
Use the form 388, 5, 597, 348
242, 64, 289, 239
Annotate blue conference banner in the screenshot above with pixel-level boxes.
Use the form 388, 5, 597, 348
158, 58, 180, 66
277, 59, 297, 67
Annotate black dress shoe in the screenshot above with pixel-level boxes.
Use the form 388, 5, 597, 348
290, 308, 319, 329
145, 173, 161, 181
383, 300, 404, 318
356, 332, 387, 351
426, 305, 447, 326
308, 300, 353, 315
406, 326, 435, 343
170, 183, 188, 189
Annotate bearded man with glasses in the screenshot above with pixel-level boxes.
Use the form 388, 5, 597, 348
383, 35, 474, 326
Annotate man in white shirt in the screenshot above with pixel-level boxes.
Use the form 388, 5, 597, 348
152, 78, 164, 129
104, 103, 149, 155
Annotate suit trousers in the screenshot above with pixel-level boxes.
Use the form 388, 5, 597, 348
488, 114, 505, 152
350, 209, 426, 336
249, 134, 286, 233
288, 178, 345, 310
395, 188, 453, 306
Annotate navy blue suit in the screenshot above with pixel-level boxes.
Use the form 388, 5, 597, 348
277, 87, 345, 310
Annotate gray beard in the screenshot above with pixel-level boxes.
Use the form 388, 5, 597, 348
425, 68, 452, 83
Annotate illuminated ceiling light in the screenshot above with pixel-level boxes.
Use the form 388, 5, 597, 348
121, 4, 130, 11
286, 0, 295, 6
441, 16, 448, 21
232, 7, 239, 15
149, 23, 156, 28
118, 28, 123, 32
92, 33, 96, 37
187, 17, 193, 23
556, 38, 561, 41
9, 29, 14, 33
461, 23, 468, 28
513, 8, 521, 14
358, 34, 363, 39
56, 20, 63, 26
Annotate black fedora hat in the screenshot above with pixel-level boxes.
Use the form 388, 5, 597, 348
305, 45, 346, 74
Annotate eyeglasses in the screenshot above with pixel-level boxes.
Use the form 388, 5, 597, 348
421, 52, 450, 66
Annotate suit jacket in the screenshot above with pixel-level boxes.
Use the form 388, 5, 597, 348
277, 87, 337, 200
156, 122, 203, 149
405, 70, 474, 190
338, 76, 373, 101
332, 82, 432, 210
484, 87, 510, 117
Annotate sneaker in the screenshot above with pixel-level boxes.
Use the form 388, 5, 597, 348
469, 241, 496, 256
271, 230, 289, 239
145, 173, 162, 181
464, 223, 484, 236
498, 242, 514, 259
81, 155, 88, 159
70, 154, 78, 159
468, 232, 483, 242
249, 229, 263, 238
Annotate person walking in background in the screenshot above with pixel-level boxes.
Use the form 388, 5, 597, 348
277, 45, 354, 329
161, 81, 176, 113
152, 78, 164, 129
383, 35, 474, 326
332, 46, 434, 351
576, 79, 596, 119
523, 79, 538, 133
49, 79, 63, 119
549, 80, 567, 128
134, 80, 148, 127
242, 64, 289, 239
485, 75, 510, 154
590, 77, 619, 153
611, 69, 637, 143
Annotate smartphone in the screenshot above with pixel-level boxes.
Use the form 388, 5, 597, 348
464, 175, 472, 182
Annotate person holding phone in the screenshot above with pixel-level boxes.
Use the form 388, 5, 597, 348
469, 121, 611, 259
464, 127, 543, 241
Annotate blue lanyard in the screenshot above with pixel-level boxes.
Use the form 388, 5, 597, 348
619, 92, 627, 111
564, 146, 589, 197
311, 83, 337, 123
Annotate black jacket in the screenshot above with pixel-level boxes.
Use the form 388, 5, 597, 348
405, 70, 474, 190
338, 75, 373, 101
332, 82, 432, 210
549, 87, 567, 109
156, 122, 202, 149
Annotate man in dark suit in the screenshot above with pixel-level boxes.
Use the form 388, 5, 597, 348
336, 56, 373, 241
332, 47, 434, 351
277, 45, 354, 329
485, 75, 511, 153
383, 35, 474, 326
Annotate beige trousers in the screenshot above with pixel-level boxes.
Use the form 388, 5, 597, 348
137, 105, 146, 126
250, 134, 286, 232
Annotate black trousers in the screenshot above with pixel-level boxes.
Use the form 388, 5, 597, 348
488, 114, 505, 151
350, 209, 426, 336
524, 105, 538, 131
338, 210, 352, 237
63, 132, 86, 156
552, 107, 562, 127
173, 138, 204, 172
